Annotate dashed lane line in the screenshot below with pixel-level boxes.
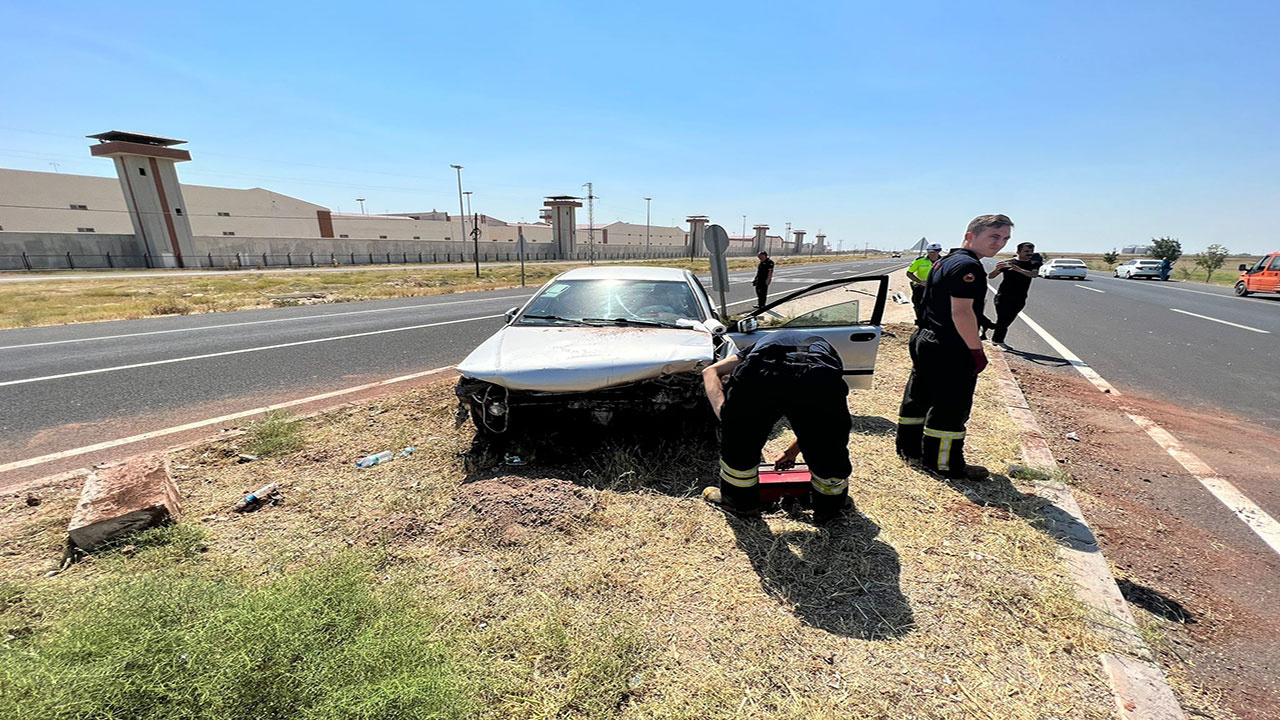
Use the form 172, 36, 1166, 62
0, 314, 503, 388
1170, 308, 1271, 334
1016, 310, 1280, 559
1075, 284, 1105, 293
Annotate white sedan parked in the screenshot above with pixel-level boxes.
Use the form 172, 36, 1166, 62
1038, 258, 1089, 280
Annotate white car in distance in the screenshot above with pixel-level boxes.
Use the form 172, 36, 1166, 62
1038, 258, 1089, 280
1114, 258, 1164, 280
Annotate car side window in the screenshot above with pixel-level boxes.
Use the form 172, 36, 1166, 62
1250, 258, 1268, 273
1268, 256, 1280, 272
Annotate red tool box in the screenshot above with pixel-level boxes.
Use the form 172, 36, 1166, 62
756, 463, 812, 503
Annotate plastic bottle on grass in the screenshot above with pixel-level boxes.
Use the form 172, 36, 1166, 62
355, 450, 393, 468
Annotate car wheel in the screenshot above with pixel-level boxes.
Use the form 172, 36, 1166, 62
1235, 282, 1252, 297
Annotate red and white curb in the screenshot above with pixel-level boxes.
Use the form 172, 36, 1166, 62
989, 348, 1186, 720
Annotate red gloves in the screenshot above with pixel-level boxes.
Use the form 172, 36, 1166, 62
970, 348, 988, 375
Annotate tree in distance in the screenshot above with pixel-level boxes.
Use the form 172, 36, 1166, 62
1194, 244, 1230, 283
1101, 249, 1120, 266
1147, 237, 1183, 263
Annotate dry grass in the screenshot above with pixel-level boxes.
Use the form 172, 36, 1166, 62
0, 254, 885, 330
2, 328, 1123, 718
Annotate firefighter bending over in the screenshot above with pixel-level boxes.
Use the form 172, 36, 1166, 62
701, 330, 852, 521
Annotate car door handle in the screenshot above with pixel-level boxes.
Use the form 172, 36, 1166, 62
849, 332, 877, 342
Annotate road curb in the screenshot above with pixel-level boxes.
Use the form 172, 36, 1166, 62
988, 347, 1186, 720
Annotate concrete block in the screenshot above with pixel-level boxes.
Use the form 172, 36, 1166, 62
68, 455, 182, 551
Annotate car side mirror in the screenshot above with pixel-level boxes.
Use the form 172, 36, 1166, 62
1238, 264, 1248, 272
736, 317, 758, 333
504, 307, 519, 323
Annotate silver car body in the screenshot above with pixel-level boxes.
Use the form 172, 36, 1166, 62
1039, 259, 1089, 279
456, 266, 727, 393
1115, 259, 1163, 279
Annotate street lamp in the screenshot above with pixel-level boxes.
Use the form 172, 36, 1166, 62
356, 198, 366, 215
644, 197, 652, 257
450, 165, 477, 278
463, 191, 473, 222
742, 215, 747, 244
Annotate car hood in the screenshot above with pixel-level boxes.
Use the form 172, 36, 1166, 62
456, 324, 718, 392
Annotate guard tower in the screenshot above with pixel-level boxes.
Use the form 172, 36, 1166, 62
792, 229, 806, 254
543, 196, 582, 258
752, 224, 769, 254
88, 131, 196, 268
686, 215, 709, 258
815, 233, 826, 253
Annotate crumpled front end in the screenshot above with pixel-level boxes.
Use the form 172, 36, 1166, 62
456, 372, 707, 436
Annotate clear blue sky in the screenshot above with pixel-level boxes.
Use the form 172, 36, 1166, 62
2, 0, 1277, 254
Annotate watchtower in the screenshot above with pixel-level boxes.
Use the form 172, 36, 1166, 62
88, 131, 195, 268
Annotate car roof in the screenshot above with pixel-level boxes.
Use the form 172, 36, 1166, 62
1053, 258, 1085, 263
554, 265, 693, 282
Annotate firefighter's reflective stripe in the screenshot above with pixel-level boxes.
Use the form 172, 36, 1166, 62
897, 415, 926, 426
924, 427, 966, 471
719, 459, 759, 488
810, 472, 849, 496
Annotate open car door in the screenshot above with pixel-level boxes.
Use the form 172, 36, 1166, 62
727, 275, 889, 389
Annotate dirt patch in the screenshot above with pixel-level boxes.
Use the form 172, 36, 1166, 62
446, 476, 599, 544
1007, 358, 1280, 720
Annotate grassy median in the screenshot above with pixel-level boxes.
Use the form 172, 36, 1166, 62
1, 329, 1121, 719
0, 254, 885, 330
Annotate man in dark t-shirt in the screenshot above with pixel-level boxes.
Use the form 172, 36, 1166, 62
896, 214, 1013, 480
985, 242, 1041, 345
752, 252, 775, 309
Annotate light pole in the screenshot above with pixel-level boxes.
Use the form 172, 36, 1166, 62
356, 198, 366, 215
644, 197, 652, 258
464, 191, 473, 220
450, 165, 477, 278
742, 215, 746, 242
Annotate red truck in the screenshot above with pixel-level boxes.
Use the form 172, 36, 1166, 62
1235, 252, 1280, 296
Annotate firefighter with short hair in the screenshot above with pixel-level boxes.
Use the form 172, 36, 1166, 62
701, 330, 852, 521
896, 214, 1013, 479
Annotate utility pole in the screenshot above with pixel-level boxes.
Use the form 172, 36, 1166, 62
742, 215, 747, 242
644, 197, 652, 258
785, 222, 791, 254
49, 162, 60, 173
356, 198, 366, 215
464, 191, 473, 221
583, 182, 596, 265
450, 165, 476, 278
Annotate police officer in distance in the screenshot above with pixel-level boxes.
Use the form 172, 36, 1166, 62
906, 243, 943, 326
752, 251, 775, 309
702, 329, 852, 521
896, 214, 1013, 480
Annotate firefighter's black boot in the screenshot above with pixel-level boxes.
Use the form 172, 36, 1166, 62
921, 429, 989, 480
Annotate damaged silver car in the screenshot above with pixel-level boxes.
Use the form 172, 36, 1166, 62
456, 265, 889, 437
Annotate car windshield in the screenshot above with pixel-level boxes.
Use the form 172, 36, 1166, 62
518, 279, 703, 326
1058, 260, 1086, 266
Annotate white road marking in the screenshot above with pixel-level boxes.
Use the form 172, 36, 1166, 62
0, 314, 502, 388
1015, 310, 1280, 559
1094, 273, 1280, 306
0, 366, 455, 474
1075, 284, 1105, 293
1170, 308, 1270, 334
0, 293, 536, 351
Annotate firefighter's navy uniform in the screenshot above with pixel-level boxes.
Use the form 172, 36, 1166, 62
718, 330, 852, 515
896, 248, 986, 475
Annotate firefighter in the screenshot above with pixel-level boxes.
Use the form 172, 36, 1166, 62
906, 243, 943, 326
701, 330, 852, 521
896, 214, 1013, 480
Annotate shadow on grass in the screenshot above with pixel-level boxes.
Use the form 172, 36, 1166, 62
930, 470, 1101, 555
462, 415, 913, 640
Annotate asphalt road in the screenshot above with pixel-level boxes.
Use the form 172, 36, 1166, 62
0, 256, 905, 485
991, 266, 1280, 431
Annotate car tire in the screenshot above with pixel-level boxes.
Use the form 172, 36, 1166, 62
1235, 282, 1252, 297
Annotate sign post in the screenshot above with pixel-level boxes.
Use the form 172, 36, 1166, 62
704, 224, 731, 320
517, 226, 527, 287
